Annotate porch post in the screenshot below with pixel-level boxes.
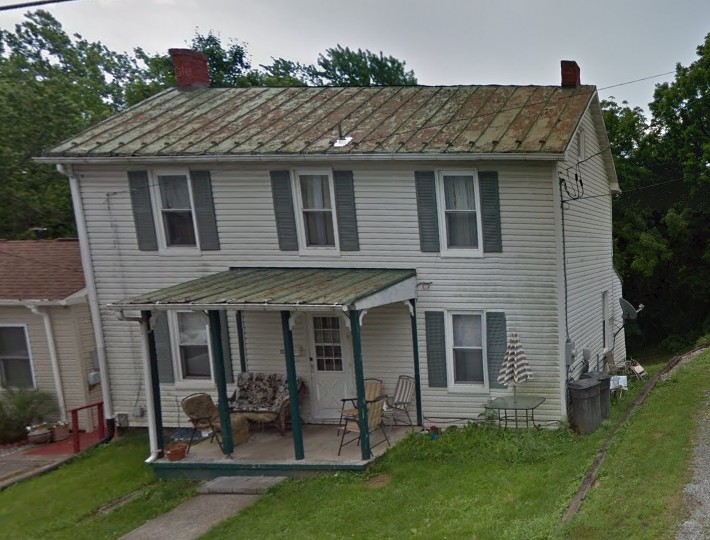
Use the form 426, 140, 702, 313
409, 299, 424, 426
141, 311, 164, 456
208, 310, 234, 456
236, 311, 247, 372
349, 309, 371, 459
281, 311, 304, 460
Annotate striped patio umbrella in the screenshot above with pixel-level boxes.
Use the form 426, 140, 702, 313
497, 332, 532, 401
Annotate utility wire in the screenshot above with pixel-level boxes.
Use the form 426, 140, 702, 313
0, 0, 78, 11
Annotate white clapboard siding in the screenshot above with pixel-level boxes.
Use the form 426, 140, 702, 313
76, 160, 566, 426
560, 109, 624, 380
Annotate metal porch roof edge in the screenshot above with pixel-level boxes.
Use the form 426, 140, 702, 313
108, 267, 418, 311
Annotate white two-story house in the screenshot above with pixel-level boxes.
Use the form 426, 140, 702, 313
39, 51, 625, 476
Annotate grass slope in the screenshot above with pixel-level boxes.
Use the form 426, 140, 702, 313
0, 433, 194, 539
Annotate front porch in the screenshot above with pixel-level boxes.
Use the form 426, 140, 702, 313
154, 424, 412, 479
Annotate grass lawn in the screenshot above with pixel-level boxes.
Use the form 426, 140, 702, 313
564, 348, 710, 539
203, 359, 690, 540
0, 432, 195, 540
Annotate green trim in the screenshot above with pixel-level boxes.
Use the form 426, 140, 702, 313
409, 300, 424, 426
236, 311, 247, 372
350, 310, 371, 459
208, 310, 234, 455
281, 311, 304, 460
152, 460, 372, 480
143, 311, 164, 454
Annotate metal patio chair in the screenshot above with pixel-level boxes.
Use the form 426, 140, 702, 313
180, 393, 222, 454
383, 375, 416, 426
337, 378, 383, 435
338, 395, 390, 457
604, 350, 648, 381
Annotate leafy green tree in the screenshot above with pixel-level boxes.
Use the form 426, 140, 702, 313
307, 45, 417, 86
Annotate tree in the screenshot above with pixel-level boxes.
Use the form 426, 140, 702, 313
307, 45, 417, 86
0, 11, 140, 238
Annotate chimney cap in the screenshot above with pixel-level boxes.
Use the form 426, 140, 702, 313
561, 60, 581, 87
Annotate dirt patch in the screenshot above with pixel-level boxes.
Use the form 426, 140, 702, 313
365, 473, 391, 488
651, 432, 664, 439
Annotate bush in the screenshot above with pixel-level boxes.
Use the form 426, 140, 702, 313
0, 387, 57, 443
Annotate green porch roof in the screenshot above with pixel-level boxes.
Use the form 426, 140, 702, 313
110, 267, 417, 311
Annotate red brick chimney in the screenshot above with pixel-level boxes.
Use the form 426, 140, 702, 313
169, 49, 210, 89
561, 60, 581, 87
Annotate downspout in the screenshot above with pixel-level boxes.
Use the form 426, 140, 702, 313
58, 164, 115, 435
28, 305, 67, 422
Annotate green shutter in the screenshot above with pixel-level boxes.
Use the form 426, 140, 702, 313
333, 170, 360, 251
220, 311, 234, 384
425, 311, 447, 387
153, 312, 175, 383
128, 171, 158, 251
270, 170, 299, 251
480, 171, 502, 253
486, 312, 507, 389
415, 171, 440, 252
190, 170, 220, 251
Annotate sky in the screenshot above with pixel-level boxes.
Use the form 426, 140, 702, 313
1, 0, 709, 113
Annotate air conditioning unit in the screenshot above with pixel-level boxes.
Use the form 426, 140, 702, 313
87, 371, 101, 387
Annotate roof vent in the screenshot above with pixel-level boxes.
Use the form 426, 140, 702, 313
169, 49, 210, 89
561, 60, 581, 87
333, 123, 353, 147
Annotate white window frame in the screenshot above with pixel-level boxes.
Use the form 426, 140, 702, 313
292, 169, 340, 254
149, 169, 201, 252
436, 170, 484, 258
445, 310, 488, 391
0, 324, 37, 389
168, 311, 214, 384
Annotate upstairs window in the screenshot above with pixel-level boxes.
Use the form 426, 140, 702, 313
157, 173, 197, 247
437, 171, 483, 255
295, 171, 338, 250
0, 326, 35, 388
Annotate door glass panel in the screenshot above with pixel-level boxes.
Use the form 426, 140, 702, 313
313, 317, 343, 372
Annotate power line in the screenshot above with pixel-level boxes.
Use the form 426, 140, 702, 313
0, 0, 78, 11
598, 71, 676, 92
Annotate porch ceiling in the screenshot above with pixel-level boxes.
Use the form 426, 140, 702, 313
109, 267, 417, 312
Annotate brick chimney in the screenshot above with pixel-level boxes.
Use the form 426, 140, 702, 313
169, 49, 210, 89
561, 60, 581, 87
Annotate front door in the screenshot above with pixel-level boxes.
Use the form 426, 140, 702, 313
308, 315, 353, 420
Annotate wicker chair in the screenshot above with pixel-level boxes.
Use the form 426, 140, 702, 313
180, 393, 222, 453
338, 395, 390, 457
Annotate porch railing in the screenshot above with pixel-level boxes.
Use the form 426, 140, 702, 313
68, 401, 105, 453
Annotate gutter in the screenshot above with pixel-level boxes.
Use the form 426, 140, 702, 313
57, 164, 114, 422
35, 151, 565, 165
27, 305, 67, 422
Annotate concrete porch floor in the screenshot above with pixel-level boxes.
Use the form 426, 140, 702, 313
153, 424, 413, 479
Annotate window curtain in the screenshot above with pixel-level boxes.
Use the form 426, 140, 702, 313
300, 175, 334, 246
444, 175, 478, 248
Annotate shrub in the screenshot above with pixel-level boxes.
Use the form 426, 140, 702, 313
0, 387, 57, 444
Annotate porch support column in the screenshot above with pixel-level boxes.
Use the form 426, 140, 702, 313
408, 299, 424, 426
349, 309, 371, 459
141, 311, 164, 456
208, 310, 234, 456
281, 311, 304, 460
236, 311, 247, 372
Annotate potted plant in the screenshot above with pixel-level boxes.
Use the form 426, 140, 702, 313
165, 442, 188, 461
51, 421, 71, 442
26, 422, 51, 444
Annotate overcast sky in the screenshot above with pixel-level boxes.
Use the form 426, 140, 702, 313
1, 0, 709, 112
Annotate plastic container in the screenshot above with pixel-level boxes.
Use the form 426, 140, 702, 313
568, 378, 601, 434
581, 371, 612, 419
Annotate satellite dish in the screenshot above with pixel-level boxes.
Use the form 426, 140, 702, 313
619, 298, 644, 320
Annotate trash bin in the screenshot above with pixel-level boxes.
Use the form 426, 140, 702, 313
568, 378, 601, 434
582, 371, 612, 419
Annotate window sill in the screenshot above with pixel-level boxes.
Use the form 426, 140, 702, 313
297, 248, 342, 257
446, 384, 489, 395
438, 250, 484, 259
166, 379, 216, 390
156, 247, 203, 256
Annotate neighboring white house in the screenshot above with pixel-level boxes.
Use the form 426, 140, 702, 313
0, 239, 102, 430
38, 52, 626, 469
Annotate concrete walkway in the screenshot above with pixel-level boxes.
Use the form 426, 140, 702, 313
0, 445, 71, 490
120, 476, 285, 540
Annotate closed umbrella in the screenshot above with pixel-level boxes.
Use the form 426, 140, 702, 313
497, 332, 532, 403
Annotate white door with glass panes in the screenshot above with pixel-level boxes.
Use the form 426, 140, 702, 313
308, 315, 353, 420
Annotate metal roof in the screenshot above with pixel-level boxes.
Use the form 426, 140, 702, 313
44, 85, 596, 159
110, 267, 417, 311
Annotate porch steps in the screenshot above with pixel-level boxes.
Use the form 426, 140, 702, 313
198, 475, 286, 495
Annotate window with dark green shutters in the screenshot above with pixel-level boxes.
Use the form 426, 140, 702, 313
172, 312, 211, 380
437, 170, 483, 256
128, 169, 220, 252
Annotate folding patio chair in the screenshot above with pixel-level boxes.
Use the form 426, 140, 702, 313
337, 378, 383, 435
338, 395, 390, 457
180, 393, 222, 454
383, 375, 415, 426
604, 350, 648, 381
